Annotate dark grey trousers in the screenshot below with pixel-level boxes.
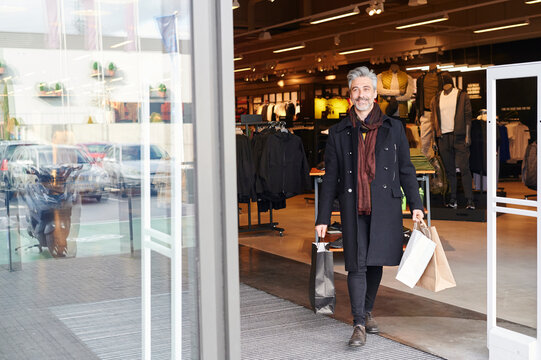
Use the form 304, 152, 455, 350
347, 214, 383, 326
438, 132, 473, 201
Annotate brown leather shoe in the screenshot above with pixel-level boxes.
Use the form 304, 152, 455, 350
348, 325, 366, 347
365, 312, 379, 334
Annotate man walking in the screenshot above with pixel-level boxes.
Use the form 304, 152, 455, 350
315, 66, 424, 347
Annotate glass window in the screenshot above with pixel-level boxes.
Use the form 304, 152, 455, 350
0, 0, 200, 358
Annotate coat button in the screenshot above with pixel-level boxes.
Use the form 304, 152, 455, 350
349, 170, 353, 174
347, 131, 351, 135
384, 166, 389, 170
348, 188, 353, 193
383, 184, 387, 189
348, 151, 352, 155
384, 147, 389, 151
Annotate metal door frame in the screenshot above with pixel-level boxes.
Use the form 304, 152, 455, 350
140, 0, 241, 359
487, 61, 541, 359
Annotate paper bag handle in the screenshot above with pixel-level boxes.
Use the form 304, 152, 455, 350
413, 220, 431, 239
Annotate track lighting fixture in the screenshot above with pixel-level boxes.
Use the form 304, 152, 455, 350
334, 35, 341, 46
366, 0, 384, 16
232, 0, 240, 10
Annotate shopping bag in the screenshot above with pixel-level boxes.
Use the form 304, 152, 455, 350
416, 226, 457, 292
309, 242, 335, 314
396, 221, 436, 288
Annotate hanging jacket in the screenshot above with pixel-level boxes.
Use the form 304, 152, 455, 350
258, 131, 310, 198
236, 134, 256, 203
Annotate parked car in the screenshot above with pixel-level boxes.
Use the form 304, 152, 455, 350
0, 140, 39, 195
8, 145, 110, 201
101, 144, 170, 196
77, 142, 109, 163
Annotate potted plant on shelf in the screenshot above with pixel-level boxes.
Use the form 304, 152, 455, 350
92, 61, 100, 76
158, 83, 167, 97
107, 62, 116, 77
54, 82, 63, 96
38, 82, 48, 96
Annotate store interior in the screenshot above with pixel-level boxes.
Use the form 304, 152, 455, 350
233, 0, 540, 357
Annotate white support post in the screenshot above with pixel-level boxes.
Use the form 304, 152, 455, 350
486, 61, 541, 360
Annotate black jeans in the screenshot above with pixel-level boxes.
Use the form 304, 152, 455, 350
438, 132, 473, 201
348, 266, 383, 326
347, 214, 383, 326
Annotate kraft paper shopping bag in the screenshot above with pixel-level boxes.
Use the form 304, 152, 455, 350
416, 225, 456, 292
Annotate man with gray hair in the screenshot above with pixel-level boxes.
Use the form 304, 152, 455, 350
315, 66, 424, 347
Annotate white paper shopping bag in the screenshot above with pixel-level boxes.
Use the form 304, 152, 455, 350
396, 221, 436, 288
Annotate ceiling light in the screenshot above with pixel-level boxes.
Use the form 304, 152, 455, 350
234, 55, 243, 61
273, 43, 305, 53
277, 80, 285, 87
396, 14, 449, 29
310, 6, 360, 25
232, 0, 240, 10
525, 0, 541, 3
258, 31, 271, 40
406, 65, 429, 71
473, 20, 529, 33
415, 36, 427, 46
375, 1, 384, 14
234, 67, 251, 73
325, 74, 337, 80
338, 47, 373, 55
334, 35, 341, 46
437, 63, 454, 69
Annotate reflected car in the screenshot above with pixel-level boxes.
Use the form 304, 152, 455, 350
0, 140, 39, 194
8, 145, 110, 201
78, 142, 109, 163
101, 144, 170, 196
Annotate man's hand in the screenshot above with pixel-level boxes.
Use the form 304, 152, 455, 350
412, 209, 424, 222
315, 224, 328, 239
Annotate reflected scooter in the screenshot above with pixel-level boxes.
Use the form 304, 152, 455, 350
20, 165, 81, 258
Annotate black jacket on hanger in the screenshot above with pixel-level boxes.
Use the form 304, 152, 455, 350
236, 134, 256, 203
258, 131, 310, 198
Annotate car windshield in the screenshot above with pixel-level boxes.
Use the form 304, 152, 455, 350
85, 144, 108, 153
5, 144, 35, 159
39, 148, 92, 165
121, 145, 167, 161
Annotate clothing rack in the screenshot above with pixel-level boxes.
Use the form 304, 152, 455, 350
236, 120, 285, 236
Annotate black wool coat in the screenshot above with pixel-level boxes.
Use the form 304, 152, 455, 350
316, 114, 423, 271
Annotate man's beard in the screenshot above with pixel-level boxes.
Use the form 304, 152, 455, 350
354, 97, 373, 111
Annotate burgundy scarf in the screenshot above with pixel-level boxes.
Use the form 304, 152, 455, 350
350, 104, 384, 215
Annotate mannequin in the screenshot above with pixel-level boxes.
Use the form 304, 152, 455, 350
430, 73, 474, 209
377, 64, 414, 119
416, 64, 443, 158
